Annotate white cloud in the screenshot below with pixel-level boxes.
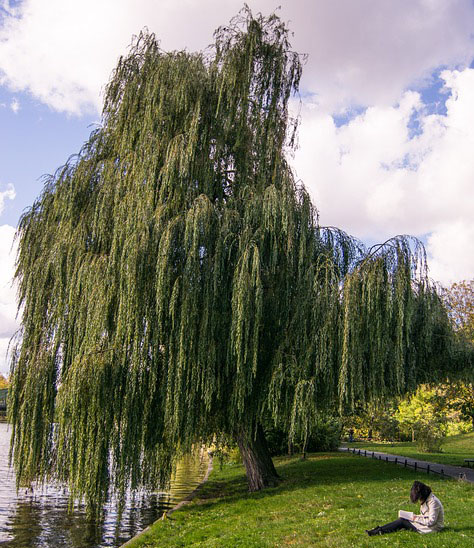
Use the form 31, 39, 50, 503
0, 1, 472, 287
0, 1, 19, 17
0, 183, 16, 215
0, 0, 246, 114
0, 337, 12, 377
9, 97, 20, 113
288, 0, 474, 112
0, 1, 473, 115
294, 68, 474, 285
0, 225, 19, 375
426, 221, 474, 285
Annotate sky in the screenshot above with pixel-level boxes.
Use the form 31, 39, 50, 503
0, 0, 474, 374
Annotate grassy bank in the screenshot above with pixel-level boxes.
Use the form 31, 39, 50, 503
348, 431, 474, 467
125, 452, 473, 547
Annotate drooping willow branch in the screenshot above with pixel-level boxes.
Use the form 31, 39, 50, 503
8, 7, 456, 514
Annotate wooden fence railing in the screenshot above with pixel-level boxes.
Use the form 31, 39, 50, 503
342, 447, 446, 477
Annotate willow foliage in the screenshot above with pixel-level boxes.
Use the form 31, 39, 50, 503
9, 8, 454, 511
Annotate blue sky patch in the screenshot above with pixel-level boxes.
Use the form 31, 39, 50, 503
0, 89, 96, 226
333, 105, 367, 128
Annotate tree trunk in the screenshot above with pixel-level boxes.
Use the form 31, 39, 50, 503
235, 423, 279, 491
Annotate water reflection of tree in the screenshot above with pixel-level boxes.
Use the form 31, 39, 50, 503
1, 436, 207, 547
4, 495, 102, 548
4, 500, 42, 547
4, 493, 170, 547
4, 485, 193, 547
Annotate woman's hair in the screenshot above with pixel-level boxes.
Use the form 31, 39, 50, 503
410, 481, 432, 503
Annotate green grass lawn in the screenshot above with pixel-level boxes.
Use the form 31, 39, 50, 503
125, 452, 473, 547
347, 431, 474, 467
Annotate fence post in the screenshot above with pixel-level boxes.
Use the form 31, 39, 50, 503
395, 458, 397, 465
405, 459, 407, 467
441, 469, 444, 476
372, 452, 375, 458
386, 456, 388, 462
365, 450, 367, 457
415, 462, 417, 472
427, 465, 430, 475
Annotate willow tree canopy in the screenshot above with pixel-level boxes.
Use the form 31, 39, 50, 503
9, 8, 455, 510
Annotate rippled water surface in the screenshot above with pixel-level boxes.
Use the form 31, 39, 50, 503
0, 421, 208, 547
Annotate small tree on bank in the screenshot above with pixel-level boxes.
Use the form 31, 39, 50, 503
9, 9, 456, 512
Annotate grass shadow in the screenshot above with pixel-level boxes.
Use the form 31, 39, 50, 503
443, 526, 474, 533
192, 451, 453, 512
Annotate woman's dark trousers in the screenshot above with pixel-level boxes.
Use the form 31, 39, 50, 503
369, 518, 418, 535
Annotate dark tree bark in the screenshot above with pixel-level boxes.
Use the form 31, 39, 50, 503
235, 423, 279, 491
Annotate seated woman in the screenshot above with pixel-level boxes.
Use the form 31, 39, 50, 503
366, 480, 444, 536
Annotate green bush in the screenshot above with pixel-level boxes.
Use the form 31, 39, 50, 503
416, 424, 445, 452
264, 416, 342, 456
305, 417, 342, 452
264, 425, 290, 456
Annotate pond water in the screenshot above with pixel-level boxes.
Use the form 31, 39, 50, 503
0, 421, 209, 547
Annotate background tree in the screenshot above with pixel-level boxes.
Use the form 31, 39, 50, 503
343, 399, 399, 441
0, 374, 9, 389
9, 8, 456, 513
395, 385, 449, 450
442, 280, 474, 342
441, 279, 473, 378
441, 280, 474, 427
439, 381, 474, 431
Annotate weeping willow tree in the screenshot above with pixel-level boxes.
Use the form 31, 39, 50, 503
9, 8, 455, 512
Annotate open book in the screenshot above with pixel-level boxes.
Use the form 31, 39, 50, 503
398, 510, 414, 521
